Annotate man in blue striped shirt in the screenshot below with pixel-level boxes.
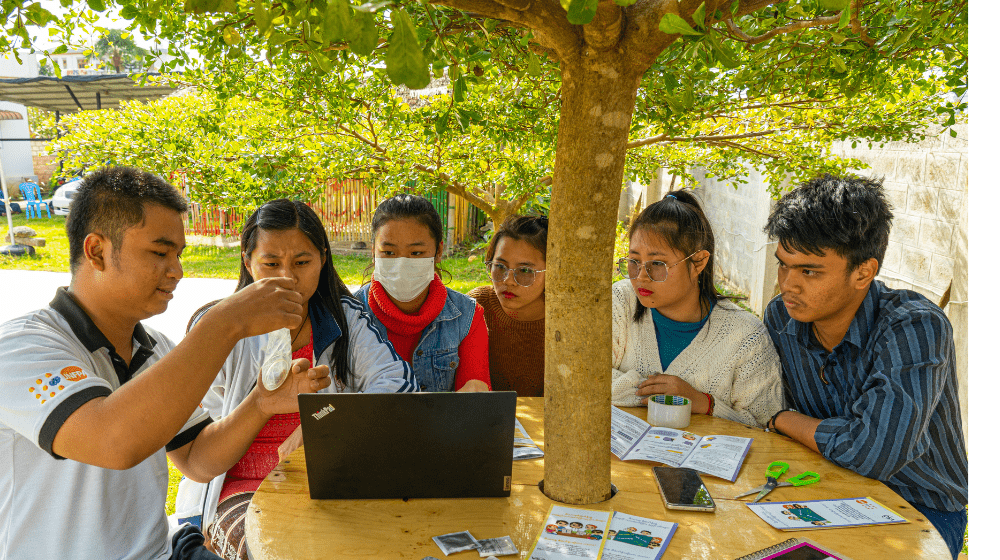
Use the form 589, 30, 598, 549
761, 175, 967, 559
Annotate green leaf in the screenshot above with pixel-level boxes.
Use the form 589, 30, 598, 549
454, 74, 467, 103
267, 32, 297, 46
312, 51, 333, 73
711, 38, 738, 68
820, 0, 851, 10
324, 0, 357, 43
352, 0, 391, 12
350, 12, 378, 56
86, 0, 106, 11
527, 53, 541, 76
52, 44, 68, 54
659, 13, 702, 36
692, 2, 706, 30
567, 0, 599, 25
254, 0, 271, 33
830, 32, 847, 44
831, 54, 847, 73
434, 112, 449, 135
838, 4, 851, 29
386, 10, 430, 90
612, 0, 638, 6
222, 26, 241, 46
184, 0, 222, 14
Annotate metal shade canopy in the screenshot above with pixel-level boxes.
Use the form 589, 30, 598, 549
0, 73, 177, 113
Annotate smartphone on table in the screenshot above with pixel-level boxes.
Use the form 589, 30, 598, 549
652, 466, 716, 512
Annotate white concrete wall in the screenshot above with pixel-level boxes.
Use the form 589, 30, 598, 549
831, 124, 968, 304
686, 169, 780, 317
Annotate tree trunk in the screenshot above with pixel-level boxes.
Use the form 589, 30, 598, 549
543, 53, 642, 504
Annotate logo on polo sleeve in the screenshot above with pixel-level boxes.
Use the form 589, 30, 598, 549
60, 366, 88, 382
30, 372, 67, 405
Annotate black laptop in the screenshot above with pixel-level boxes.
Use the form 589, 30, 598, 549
298, 391, 517, 499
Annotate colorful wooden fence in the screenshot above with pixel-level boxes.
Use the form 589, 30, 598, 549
178, 174, 486, 246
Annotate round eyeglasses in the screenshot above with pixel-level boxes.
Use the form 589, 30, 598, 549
485, 261, 546, 287
617, 251, 699, 282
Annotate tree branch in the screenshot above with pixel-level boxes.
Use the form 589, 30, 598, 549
583, 0, 625, 52
723, 14, 840, 45
849, 0, 876, 47
431, 0, 580, 60
626, 124, 827, 149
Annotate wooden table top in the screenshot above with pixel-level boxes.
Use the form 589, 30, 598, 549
246, 397, 950, 559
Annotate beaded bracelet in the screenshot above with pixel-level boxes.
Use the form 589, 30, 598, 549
767, 408, 795, 436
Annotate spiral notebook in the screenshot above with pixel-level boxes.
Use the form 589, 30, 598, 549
733, 538, 854, 560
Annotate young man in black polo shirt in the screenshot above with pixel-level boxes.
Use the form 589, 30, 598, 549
762, 175, 967, 558
0, 167, 331, 559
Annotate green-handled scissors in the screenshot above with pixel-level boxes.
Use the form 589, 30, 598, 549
734, 461, 820, 503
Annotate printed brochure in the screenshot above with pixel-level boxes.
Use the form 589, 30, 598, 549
746, 497, 909, 531
610, 406, 752, 481
602, 512, 678, 560
527, 506, 612, 560
527, 507, 678, 560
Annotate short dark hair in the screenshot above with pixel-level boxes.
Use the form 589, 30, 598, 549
66, 166, 187, 274
484, 214, 548, 263
763, 174, 894, 272
628, 189, 721, 322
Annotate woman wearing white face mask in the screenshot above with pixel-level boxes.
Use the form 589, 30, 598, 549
355, 194, 491, 393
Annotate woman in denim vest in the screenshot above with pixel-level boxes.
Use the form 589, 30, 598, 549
355, 194, 491, 392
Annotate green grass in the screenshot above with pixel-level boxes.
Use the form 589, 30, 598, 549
0, 214, 71, 270
0, 215, 492, 292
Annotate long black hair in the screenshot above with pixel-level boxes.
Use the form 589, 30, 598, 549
365, 193, 451, 282
628, 189, 721, 322
188, 199, 354, 387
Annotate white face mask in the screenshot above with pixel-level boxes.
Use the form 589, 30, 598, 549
373, 256, 436, 303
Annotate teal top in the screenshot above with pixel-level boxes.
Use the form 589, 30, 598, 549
651, 301, 713, 371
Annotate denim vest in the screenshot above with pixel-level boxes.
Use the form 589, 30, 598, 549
355, 283, 476, 392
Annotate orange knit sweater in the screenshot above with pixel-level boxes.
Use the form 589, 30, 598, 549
468, 285, 545, 397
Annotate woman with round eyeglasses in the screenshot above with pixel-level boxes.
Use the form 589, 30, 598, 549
611, 190, 783, 428
468, 215, 548, 396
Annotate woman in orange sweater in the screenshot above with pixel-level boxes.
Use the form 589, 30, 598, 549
468, 215, 548, 396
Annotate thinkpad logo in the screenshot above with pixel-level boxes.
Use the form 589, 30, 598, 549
312, 404, 335, 420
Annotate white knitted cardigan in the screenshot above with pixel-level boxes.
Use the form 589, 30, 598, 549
611, 279, 784, 427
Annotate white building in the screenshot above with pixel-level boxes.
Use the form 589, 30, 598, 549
0, 53, 38, 189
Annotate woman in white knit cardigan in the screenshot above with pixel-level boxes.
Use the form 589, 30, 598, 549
611, 190, 783, 428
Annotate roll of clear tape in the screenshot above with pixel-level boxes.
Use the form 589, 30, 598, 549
261, 327, 292, 391
648, 394, 692, 429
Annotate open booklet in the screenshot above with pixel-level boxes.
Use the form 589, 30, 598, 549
527, 506, 677, 560
746, 497, 909, 531
610, 406, 752, 482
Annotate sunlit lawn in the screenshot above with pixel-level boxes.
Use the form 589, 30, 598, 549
0, 213, 491, 292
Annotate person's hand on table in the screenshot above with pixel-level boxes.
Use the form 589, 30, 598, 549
636, 374, 710, 413
253, 358, 331, 416
278, 426, 303, 461
456, 379, 489, 392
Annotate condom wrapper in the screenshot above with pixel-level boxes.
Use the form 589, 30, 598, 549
261, 328, 292, 391
432, 531, 480, 555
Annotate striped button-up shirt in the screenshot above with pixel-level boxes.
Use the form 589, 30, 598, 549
764, 280, 967, 512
